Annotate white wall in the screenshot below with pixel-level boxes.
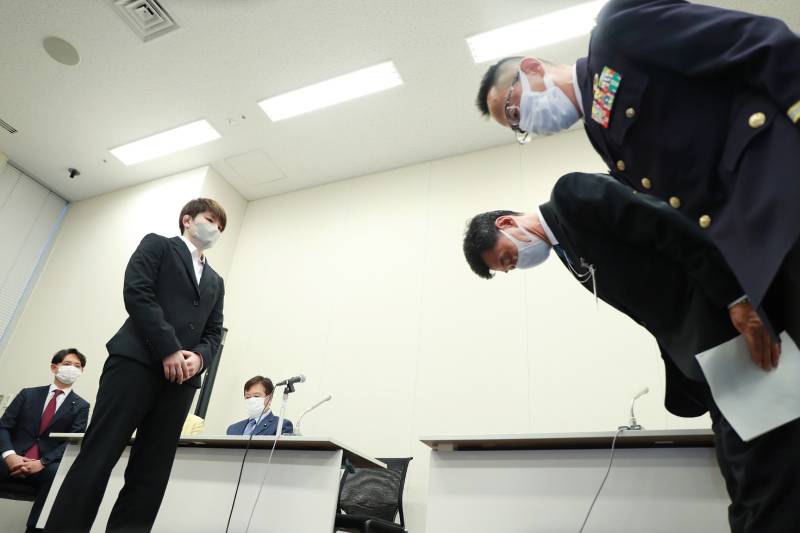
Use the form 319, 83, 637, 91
198, 166, 248, 280
0, 166, 246, 409
203, 130, 711, 532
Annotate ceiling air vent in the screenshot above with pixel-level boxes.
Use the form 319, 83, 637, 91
0, 118, 17, 134
111, 0, 179, 42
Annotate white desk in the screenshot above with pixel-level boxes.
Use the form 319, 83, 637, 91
38, 434, 383, 533
421, 429, 730, 533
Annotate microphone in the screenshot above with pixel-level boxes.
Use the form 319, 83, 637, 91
275, 375, 306, 387
625, 387, 650, 430
295, 394, 333, 435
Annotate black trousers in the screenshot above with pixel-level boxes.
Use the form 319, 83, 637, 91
0, 459, 59, 529
706, 394, 800, 533
44, 355, 195, 533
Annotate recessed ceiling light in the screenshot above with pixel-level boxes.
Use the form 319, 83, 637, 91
258, 61, 403, 122
109, 119, 221, 166
42, 36, 81, 66
466, 1, 607, 63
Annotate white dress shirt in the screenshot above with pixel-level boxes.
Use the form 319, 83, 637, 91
252, 410, 272, 425
2, 384, 72, 458
179, 235, 205, 285
537, 207, 559, 246
244, 410, 272, 435
43, 383, 72, 413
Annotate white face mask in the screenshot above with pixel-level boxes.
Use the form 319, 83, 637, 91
244, 396, 268, 420
517, 68, 579, 136
500, 219, 551, 269
188, 217, 220, 249
55, 365, 82, 385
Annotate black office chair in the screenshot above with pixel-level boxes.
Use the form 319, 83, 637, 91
334, 457, 412, 533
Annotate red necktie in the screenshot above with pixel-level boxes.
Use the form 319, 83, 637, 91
24, 389, 63, 460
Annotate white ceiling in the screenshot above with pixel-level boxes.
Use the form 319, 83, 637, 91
1, 0, 798, 202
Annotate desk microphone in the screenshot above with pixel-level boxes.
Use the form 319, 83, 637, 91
275, 374, 306, 387
582, 386, 650, 533
295, 394, 332, 435
625, 387, 650, 430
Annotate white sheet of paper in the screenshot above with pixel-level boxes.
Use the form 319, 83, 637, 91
695, 331, 800, 442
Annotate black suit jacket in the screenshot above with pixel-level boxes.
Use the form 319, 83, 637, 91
577, 0, 800, 331
106, 234, 225, 387
0, 386, 89, 464
540, 173, 743, 417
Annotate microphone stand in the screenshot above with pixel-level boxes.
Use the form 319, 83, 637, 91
275, 381, 296, 438
295, 395, 332, 436
619, 390, 648, 431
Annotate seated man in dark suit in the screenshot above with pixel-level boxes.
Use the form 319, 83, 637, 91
226, 376, 293, 436
0, 348, 90, 532
463, 172, 795, 533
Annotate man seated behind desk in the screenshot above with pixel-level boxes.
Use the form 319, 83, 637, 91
226, 376, 293, 436
0, 349, 90, 533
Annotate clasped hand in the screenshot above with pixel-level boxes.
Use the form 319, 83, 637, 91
162, 350, 202, 384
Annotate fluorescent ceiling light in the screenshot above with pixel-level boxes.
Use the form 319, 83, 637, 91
109, 119, 221, 165
466, 0, 607, 63
259, 61, 403, 121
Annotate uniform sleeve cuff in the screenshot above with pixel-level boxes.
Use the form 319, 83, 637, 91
788, 100, 800, 124
2, 450, 16, 459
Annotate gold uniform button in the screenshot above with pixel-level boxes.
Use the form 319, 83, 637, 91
616, 160, 626, 172
641, 177, 652, 189
669, 196, 681, 208
625, 107, 636, 119
748, 112, 766, 128
699, 214, 711, 228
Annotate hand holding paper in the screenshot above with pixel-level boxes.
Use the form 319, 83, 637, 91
696, 332, 800, 442
728, 301, 781, 371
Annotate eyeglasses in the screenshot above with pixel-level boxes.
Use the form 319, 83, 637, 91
503, 73, 532, 145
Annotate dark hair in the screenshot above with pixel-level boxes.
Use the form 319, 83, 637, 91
476, 56, 523, 116
463, 210, 522, 279
51, 348, 86, 367
244, 375, 274, 396
179, 198, 227, 233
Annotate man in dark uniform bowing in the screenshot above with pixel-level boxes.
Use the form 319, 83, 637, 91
475, 0, 800, 346
463, 172, 795, 533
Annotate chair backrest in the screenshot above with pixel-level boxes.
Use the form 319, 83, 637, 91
338, 457, 412, 526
